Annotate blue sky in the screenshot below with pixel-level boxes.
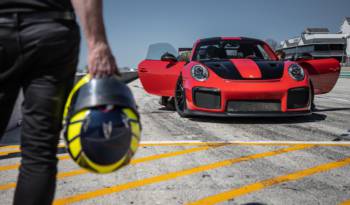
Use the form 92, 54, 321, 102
77, 0, 350, 70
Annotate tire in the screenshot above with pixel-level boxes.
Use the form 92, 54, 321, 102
166, 97, 175, 110
159, 96, 168, 106
174, 76, 190, 118
310, 81, 316, 111
159, 96, 175, 110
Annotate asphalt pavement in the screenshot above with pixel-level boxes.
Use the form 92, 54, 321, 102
0, 78, 350, 205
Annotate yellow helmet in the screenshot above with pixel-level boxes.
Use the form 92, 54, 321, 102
62, 74, 141, 174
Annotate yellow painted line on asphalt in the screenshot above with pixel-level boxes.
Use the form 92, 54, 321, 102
0, 144, 212, 172
0, 150, 21, 157
186, 157, 350, 205
53, 145, 312, 205
1, 140, 350, 152
0, 145, 22, 150
56, 145, 217, 179
0, 140, 348, 158
0, 164, 19, 172
130, 145, 220, 164
339, 199, 350, 205
0, 155, 70, 172
0, 182, 16, 191
0, 144, 65, 152
0, 145, 220, 190
1, 140, 348, 171
0, 144, 66, 156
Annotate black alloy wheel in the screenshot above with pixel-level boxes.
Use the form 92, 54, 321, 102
310, 81, 316, 111
174, 76, 189, 117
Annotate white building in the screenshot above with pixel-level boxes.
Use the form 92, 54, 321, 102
279, 27, 347, 63
340, 17, 350, 64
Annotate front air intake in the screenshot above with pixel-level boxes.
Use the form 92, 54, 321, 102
193, 87, 221, 109
287, 87, 310, 109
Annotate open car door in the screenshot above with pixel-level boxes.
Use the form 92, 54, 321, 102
297, 58, 341, 94
138, 43, 186, 97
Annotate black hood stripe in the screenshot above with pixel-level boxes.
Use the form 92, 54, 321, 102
201, 60, 284, 80
254, 61, 284, 79
201, 60, 243, 80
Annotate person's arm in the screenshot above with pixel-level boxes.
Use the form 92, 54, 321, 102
71, 0, 120, 77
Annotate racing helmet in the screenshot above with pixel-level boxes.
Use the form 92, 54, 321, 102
62, 74, 141, 174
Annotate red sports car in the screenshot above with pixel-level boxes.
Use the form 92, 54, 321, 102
138, 37, 340, 117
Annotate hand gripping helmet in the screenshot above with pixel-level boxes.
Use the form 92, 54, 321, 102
62, 74, 141, 174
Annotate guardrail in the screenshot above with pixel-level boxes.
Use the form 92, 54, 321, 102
75, 71, 139, 83
119, 71, 139, 83
340, 71, 350, 78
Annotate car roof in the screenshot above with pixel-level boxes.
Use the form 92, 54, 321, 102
197, 37, 265, 44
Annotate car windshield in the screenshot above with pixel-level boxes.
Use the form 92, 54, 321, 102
193, 39, 275, 61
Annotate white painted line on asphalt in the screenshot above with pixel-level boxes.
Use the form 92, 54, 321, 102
139, 140, 350, 146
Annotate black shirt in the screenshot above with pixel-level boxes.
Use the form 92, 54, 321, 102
0, 0, 74, 13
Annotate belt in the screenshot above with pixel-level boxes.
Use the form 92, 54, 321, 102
0, 11, 75, 23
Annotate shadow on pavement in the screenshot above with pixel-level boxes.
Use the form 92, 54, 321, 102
313, 107, 350, 112
189, 113, 327, 125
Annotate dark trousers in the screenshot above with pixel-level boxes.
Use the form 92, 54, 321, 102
0, 15, 80, 205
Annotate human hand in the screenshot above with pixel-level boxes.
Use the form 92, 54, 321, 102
88, 43, 121, 78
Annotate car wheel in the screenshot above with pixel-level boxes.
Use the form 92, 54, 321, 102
159, 96, 168, 106
166, 97, 175, 110
159, 96, 175, 110
310, 81, 316, 111
174, 76, 189, 118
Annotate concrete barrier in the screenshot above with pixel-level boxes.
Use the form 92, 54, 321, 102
5, 72, 139, 132
120, 71, 139, 84
75, 71, 138, 84
340, 67, 350, 78
340, 72, 350, 78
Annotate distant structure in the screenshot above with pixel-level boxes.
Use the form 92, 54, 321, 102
278, 17, 350, 65
120, 67, 136, 72
341, 17, 350, 64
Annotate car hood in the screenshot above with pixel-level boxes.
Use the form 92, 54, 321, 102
201, 59, 284, 80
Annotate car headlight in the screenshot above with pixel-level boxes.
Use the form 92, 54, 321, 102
191, 64, 209, 81
288, 64, 305, 81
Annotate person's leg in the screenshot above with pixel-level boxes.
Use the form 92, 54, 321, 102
13, 20, 80, 205
13, 75, 74, 205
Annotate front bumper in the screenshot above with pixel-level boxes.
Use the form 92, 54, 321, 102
184, 109, 311, 118
184, 79, 311, 117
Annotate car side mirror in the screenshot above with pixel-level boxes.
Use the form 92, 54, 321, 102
296, 53, 313, 61
161, 52, 177, 63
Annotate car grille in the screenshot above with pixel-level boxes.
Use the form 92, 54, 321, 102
227, 100, 281, 112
